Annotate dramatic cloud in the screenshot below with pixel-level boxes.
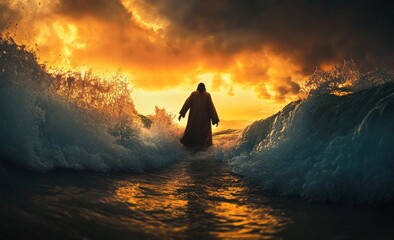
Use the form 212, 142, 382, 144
0, 2, 20, 31
2, 0, 393, 111
275, 77, 301, 101
54, 0, 131, 23
147, 0, 394, 72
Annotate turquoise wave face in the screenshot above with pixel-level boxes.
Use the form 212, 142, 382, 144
0, 38, 183, 172
228, 81, 394, 203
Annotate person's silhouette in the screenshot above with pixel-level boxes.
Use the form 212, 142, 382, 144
178, 83, 219, 148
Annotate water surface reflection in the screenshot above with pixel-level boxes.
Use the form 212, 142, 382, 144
114, 153, 289, 239
2, 154, 394, 239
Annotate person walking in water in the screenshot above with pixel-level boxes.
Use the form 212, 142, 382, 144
178, 82, 219, 148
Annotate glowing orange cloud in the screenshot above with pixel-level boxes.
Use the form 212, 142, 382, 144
2, 0, 310, 125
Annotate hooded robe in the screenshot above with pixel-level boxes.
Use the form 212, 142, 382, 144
179, 91, 219, 148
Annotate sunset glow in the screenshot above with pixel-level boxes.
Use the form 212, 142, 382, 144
3, 0, 393, 129
1, 0, 308, 128
2, 1, 394, 239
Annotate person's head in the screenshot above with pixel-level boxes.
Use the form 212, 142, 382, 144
197, 82, 206, 93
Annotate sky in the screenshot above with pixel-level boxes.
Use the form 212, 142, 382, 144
1, 0, 394, 127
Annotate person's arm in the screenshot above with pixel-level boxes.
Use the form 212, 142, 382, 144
208, 94, 219, 126
179, 94, 192, 121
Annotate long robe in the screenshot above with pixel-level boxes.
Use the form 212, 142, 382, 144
179, 91, 219, 148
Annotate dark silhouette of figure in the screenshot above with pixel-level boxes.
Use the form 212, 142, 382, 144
178, 83, 219, 148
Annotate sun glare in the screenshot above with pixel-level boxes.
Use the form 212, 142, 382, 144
52, 21, 86, 67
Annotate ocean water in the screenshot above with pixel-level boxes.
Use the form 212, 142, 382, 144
227, 73, 394, 203
0, 38, 182, 172
1, 151, 394, 240
1, 38, 394, 239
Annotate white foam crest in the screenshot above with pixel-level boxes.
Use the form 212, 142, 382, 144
0, 38, 184, 171
227, 67, 394, 203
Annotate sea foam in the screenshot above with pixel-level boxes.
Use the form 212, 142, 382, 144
2, 38, 394, 203
0, 38, 183, 172
227, 63, 394, 203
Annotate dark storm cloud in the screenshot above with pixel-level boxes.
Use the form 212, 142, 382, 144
275, 77, 301, 101
146, 0, 394, 73
0, 2, 20, 31
55, 0, 131, 22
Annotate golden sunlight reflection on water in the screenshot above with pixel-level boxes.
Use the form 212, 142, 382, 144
113, 152, 289, 239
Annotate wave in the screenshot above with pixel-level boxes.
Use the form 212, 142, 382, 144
0, 38, 183, 172
227, 63, 394, 203
2, 37, 394, 204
